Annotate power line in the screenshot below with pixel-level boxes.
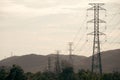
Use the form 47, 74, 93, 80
72, 14, 87, 43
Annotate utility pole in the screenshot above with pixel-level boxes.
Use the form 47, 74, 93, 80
55, 50, 61, 74
87, 3, 106, 75
68, 42, 73, 67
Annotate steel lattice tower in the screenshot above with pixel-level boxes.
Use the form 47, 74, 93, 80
87, 3, 106, 75
48, 56, 51, 72
68, 42, 73, 67
55, 50, 61, 74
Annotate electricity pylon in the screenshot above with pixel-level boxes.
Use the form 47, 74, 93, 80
55, 50, 61, 74
48, 56, 51, 72
87, 3, 106, 75
68, 42, 73, 67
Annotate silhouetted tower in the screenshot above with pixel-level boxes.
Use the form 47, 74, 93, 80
68, 42, 73, 67
55, 50, 61, 74
87, 3, 106, 75
11, 52, 13, 57
48, 56, 51, 72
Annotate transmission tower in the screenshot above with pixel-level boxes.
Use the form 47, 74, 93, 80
55, 50, 61, 74
48, 56, 51, 72
11, 52, 13, 57
68, 42, 74, 67
87, 3, 106, 75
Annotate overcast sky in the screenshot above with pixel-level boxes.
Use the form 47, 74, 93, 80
0, 0, 120, 60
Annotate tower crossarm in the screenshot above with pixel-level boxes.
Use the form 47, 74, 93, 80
87, 32, 106, 35
87, 19, 106, 23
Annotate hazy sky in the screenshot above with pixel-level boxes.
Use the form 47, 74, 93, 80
0, 0, 120, 60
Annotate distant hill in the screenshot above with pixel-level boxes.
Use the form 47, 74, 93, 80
0, 49, 120, 73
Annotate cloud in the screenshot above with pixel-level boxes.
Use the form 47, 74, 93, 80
1, 0, 120, 18
0, 0, 87, 18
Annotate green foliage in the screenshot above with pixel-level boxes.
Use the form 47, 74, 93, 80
32, 72, 43, 80
31, 71, 56, 80
6, 65, 27, 80
25, 72, 33, 80
78, 69, 92, 80
102, 73, 113, 80
59, 67, 76, 80
102, 71, 120, 80
0, 66, 8, 80
0, 65, 120, 80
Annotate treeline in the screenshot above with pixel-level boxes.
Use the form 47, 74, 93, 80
0, 65, 120, 80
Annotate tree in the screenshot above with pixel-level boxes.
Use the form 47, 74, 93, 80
32, 71, 56, 80
77, 69, 95, 80
6, 65, 27, 80
112, 71, 120, 80
32, 72, 43, 80
25, 72, 33, 80
0, 66, 8, 80
60, 67, 76, 80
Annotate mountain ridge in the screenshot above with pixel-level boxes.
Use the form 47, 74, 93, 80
0, 49, 120, 73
